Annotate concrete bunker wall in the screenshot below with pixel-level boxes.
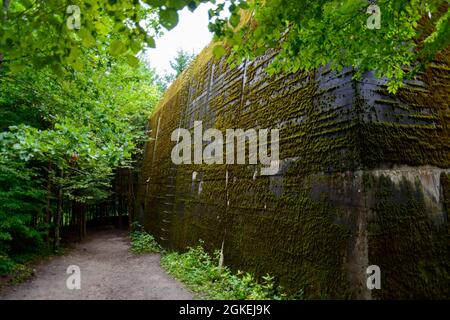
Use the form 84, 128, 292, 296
136, 46, 450, 299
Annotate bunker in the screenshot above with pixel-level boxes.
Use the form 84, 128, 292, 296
136, 40, 450, 299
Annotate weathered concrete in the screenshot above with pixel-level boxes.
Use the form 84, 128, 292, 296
136, 42, 450, 299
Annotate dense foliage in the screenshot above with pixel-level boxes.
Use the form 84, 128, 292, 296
210, 0, 450, 92
0, 51, 161, 274
161, 242, 289, 300
0, 0, 212, 74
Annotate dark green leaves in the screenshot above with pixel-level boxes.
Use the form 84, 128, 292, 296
145, 35, 156, 48
159, 8, 179, 30
229, 13, 241, 28
145, 0, 166, 6
167, 0, 187, 10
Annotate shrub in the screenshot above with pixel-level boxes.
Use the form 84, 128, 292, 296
9, 264, 35, 284
161, 242, 287, 300
130, 231, 162, 254
0, 254, 16, 275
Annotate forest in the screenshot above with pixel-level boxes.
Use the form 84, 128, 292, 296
0, 0, 449, 302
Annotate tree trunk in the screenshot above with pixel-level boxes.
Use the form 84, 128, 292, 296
2, 0, 10, 11
82, 204, 87, 238
53, 169, 63, 252
79, 203, 86, 240
127, 168, 134, 231
2, 0, 10, 20
0, 0, 10, 66
45, 162, 52, 243
71, 200, 75, 233
116, 171, 121, 228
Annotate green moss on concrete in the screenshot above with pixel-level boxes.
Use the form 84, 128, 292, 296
366, 174, 450, 299
136, 25, 450, 299
358, 47, 450, 170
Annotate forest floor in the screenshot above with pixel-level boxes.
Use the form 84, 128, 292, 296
0, 228, 193, 300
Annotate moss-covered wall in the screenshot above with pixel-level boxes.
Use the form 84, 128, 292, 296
363, 170, 450, 299
136, 42, 450, 299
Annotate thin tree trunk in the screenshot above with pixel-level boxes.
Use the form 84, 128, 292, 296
82, 204, 87, 238
0, 0, 10, 65
116, 171, 121, 228
79, 203, 86, 240
71, 200, 76, 229
127, 168, 134, 231
53, 169, 63, 252
3, 0, 10, 12
45, 162, 52, 243
2, 0, 10, 20
79, 202, 82, 240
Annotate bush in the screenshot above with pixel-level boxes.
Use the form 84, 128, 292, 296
130, 231, 162, 254
0, 157, 46, 274
161, 242, 287, 300
0, 254, 16, 275
8, 264, 35, 284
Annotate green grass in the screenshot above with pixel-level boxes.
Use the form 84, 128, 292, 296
160, 241, 291, 300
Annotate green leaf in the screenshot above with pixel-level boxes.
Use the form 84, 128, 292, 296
159, 9, 179, 30
126, 55, 140, 68
145, 36, 156, 48
238, 2, 250, 10
187, 1, 198, 12
145, 0, 165, 6
80, 28, 97, 48
230, 13, 241, 28
109, 40, 126, 56
213, 45, 227, 58
9, 64, 26, 73
167, 0, 186, 10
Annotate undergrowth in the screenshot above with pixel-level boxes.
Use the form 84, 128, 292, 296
161, 242, 289, 300
7, 264, 36, 285
129, 231, 162, 254
0, 245, 57, 290
129, 226, 295, 300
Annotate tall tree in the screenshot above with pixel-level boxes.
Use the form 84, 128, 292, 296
155, 48, 196, 91
170, 49, 196, 77
0, 51, 161, 261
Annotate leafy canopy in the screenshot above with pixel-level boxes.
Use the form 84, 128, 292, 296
209, 0, 450, 92
3, 0, 448, 92
0, 0, 210, 73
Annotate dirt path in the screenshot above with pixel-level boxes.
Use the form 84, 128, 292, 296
0, 229, 193, 300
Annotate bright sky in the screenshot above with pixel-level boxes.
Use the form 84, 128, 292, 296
143, 3, 215, 75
